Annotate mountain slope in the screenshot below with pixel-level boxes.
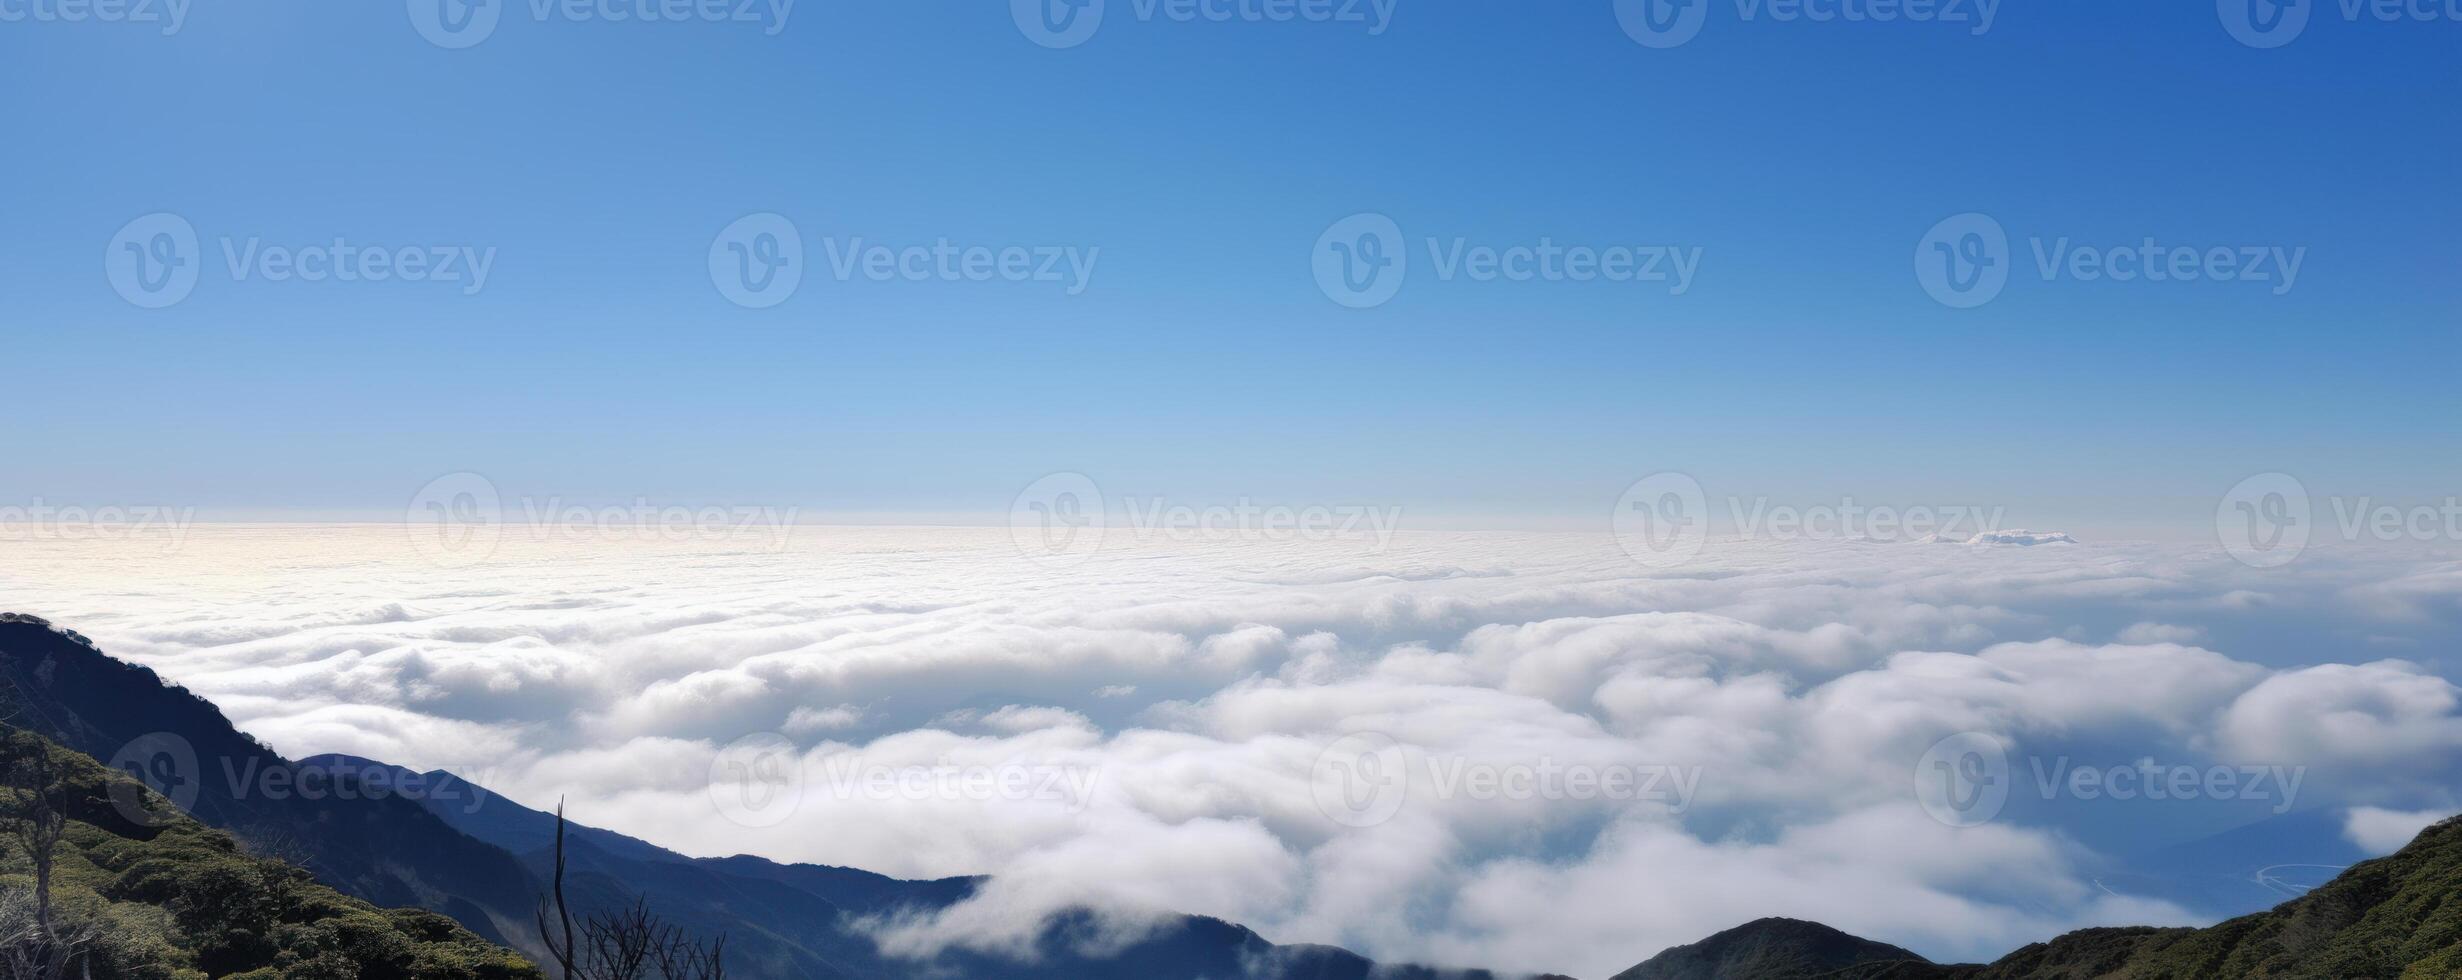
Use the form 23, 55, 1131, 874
1610, 917, 1927, 980
0, 617, 544, 947
0, 726, 539, 978
3, 614, 1534, 980
300, 755, 1534, 980
1618, 815, 2462, 980
1961, 812, 2462, 979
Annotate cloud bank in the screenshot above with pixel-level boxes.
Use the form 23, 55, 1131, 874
5, 526, 2461, 977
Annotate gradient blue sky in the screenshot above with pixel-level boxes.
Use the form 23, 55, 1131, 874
5, 1, 2456, 531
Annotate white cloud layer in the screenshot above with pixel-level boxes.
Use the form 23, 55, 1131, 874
5, 526, 2461, 977
2343, 806, 2457, 855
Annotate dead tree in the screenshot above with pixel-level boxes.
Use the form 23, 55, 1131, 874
0, 735, 66, 941
0, 889, 88, 980
533, 801, 726, 980
0, 735, 82, 980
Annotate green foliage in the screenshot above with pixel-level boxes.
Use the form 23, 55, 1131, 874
0, 728, 542, 980
1812, 815, 2462, 980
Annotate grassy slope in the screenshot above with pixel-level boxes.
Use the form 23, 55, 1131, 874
0, 728, 540, 980
1963, 816, 2462, 980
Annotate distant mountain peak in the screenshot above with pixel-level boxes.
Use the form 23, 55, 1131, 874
1611, 916, 1927, 980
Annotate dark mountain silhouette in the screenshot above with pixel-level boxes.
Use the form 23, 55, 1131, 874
1611, 918, 1926, 979
299, 752, 1539, 980
1614, 815, 2462, 979
0, 615, 542, 947
0, 613, 1537, 980
0, 725, 539, 978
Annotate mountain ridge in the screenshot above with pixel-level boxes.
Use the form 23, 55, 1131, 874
1610, 814, 2462, 979
0, 613, 1539, 980
0, 724, 540, 978
0, 616, 543, 947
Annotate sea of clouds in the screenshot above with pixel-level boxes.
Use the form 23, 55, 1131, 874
4, 525, 2459, 977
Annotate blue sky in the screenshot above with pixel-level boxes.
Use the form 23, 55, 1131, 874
5, 0, 2456, 531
